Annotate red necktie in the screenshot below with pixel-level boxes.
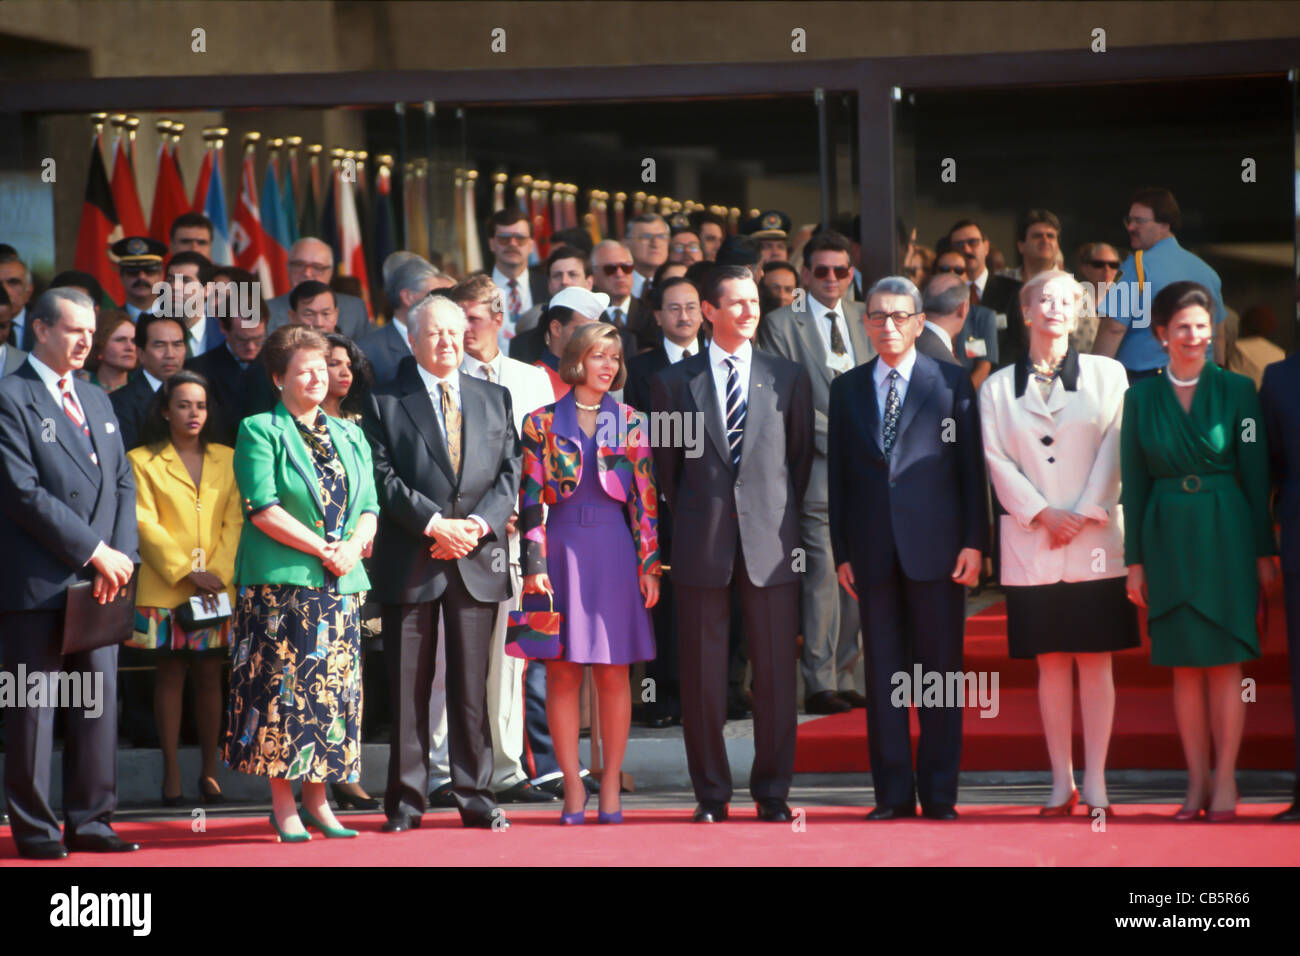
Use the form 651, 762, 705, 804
969, 283, 981, 308
59, 376, 97, 464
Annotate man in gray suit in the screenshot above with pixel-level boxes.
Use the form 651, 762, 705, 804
0, 289, 140, 859
361, 257, 452, 387
651, 265, 814, 823
266, 237, 371, 340
756, 231, 874, 715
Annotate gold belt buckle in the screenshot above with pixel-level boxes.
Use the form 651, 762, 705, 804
1181, 474, 1202, 493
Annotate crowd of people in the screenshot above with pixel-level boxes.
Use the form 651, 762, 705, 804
0, 183, 1298, 859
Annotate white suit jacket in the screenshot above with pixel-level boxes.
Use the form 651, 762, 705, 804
979, 351, 1128, 586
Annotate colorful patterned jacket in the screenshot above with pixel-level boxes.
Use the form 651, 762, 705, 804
520, 391, 661, 577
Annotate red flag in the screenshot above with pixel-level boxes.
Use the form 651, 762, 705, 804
230, 147, 274, 294
110, 134, 147, 240
148, 141, 186, 245
74, 133, 125, 305
191, 149, 212, 213
336, 169, 371, 317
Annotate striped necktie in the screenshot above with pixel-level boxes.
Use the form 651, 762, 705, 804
724, 354, 746, 469
58, 376, 98, 465
507, 279, 522, 324
440, 381, 462, 475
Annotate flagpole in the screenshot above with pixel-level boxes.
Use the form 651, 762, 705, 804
124, 115, 141, 174
394, 102, 408, 251
492, 172, 506, 214
423, 100, 436, 260
465, 169, 483, 273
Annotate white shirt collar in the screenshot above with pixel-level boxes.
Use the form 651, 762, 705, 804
417, 362, 460, 396
141, 369, 163, 391
662, 338, 696, 364
608, 296, 631, 316
461, 351, 502, 380
27, 352, 72, 396
874, 347, 917, 388
923, 320, 953, 352
492, 265, 526, 289
807, 295, 843, 324
971, 269, 988, 297
709, 338, 752, 369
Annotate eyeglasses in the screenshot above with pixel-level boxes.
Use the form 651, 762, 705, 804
866, 311, 922, 328
494, 233, 531, 244
936, 264, 966, 276
289, 260, 332, 274
812, 265, 852, 280
633, 233, 669, 243
671, 243, 701, 254
1087, 259, 1121, 271
601, 263, 635, 276
1122, 216, 1154, 227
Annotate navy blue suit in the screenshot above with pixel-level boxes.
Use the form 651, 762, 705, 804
828, 351, 987, 810
1259, 353, 1300, 794
0, 361, 139, 848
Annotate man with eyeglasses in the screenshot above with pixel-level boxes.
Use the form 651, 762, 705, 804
486, 209, 547, 347
1070, 242, 1121, 353
947, 219, 1027, 366
828, 276, 986, 821
510, 245, 594, 365
0, 247, 36, 352
933, 247, 997, 386
625, 213, 670, 302
1091, 188, 1226, 381
265, 237, 371, 340
757, 230, 874, 716
667, 220, 704, 267
590, 239, 647, 348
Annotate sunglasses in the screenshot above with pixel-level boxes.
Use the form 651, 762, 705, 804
812, 265, 852, 280
936, 264, 966, 276
602, 263, 635, 276
494, 233, 531, 244
1087, 259, 1121, 271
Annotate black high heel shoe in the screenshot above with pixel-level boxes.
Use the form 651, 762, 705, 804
161, 790, 182, 808
331, 782, 381, 811
198, 776, 226, 805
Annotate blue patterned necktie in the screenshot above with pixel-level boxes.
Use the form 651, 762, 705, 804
724, 354, 746, 469
882, 369, 901, 455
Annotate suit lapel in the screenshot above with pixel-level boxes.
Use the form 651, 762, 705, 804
793, 308, 834, 388
738, 353, 774, 470
273, 404, 326, 522
456, 373, 483, 482
687, 354, 732, 468
25, 369, 99, 484
895, 352, 938, 443
855, 358, 884, 457
399, 369, 456, 485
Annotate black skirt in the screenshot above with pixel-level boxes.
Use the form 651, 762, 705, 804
1004, 577, 1140, 659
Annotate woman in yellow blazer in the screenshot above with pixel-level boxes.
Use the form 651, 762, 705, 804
127, 370, 242, 808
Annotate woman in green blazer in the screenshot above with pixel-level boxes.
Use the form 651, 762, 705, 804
221, 325, 380, 843
1121, 282, 1278, 823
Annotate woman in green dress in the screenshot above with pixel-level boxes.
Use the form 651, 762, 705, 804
1121, 281, 1278, 822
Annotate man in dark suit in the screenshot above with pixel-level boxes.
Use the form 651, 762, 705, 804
486, 209, 548, 347
828, 275, 987, 821
0, 289, 140, 859
165, 252, 226, 360
1260, 353, 1300, 822
948, 219, 1025, 367
0, 247, 36, 352
917, 273, 968, 367
757, 231, 874, 716
185, 295, 268, 447
361, 293, 521, 832
651, 265, 814, 823
361, 256, 448, 387
590, 240, 650, 354
110, 312, 186, 452
266, 238, 371, 340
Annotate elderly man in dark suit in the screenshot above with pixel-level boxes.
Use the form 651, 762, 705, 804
917, 273, 968, 367
1261, 353, 1300, 823
0, 289, 140, 859
651, 265, 814, 823
829, 276, 987, 821
265, 238, 371, 340
757, 231, 874, 716
361, 293, 522, 832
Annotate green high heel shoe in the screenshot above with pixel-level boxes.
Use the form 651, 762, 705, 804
299, 807, 358, 838
269, 812, 311, 843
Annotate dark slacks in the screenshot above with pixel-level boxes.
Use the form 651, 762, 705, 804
1284, 572, 1300, 792
1, 610, 119, 848
383, 566, 499, 825
858, 558, 967, 809
677, 547, 799, 804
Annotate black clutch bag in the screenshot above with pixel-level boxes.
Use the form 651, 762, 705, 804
61, 572, 138, 655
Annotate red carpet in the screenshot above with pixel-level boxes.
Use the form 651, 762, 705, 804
3, 808, 1297, 866
795, 592, 1297, 772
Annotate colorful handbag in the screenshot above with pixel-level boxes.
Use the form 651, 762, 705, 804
505, 592, 564, 661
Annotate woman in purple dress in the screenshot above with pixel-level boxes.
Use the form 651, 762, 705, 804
521, 322, 661, 825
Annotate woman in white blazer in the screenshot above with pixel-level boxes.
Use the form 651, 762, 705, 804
980, 270, 1138, 817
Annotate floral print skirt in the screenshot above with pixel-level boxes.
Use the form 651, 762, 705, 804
221, 584, 363, 782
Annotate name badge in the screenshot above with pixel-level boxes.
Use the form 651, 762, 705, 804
965, 339, 988, 359
826, 352, 853, 375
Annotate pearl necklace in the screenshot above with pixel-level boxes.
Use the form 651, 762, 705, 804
1166, 368, 1200, 388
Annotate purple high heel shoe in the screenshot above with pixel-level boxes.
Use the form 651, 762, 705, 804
561, 792, 589, 825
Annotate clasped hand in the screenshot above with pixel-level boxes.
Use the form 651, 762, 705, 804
90, 544, 134, 605
186, 570, 227, 613
320, 538, 364, 576
429, 518, 483, 560
1034, 507, 1088, 549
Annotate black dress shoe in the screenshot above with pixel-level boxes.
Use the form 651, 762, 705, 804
1273, 802, 1300, 822
805, 691, 853, 715
19, 840, 68, 860
534, 778, 565, 798
66, 832, 141, 852
330, 783, 379, 811
381, 812, 422, 833
427, 782, 458, 808
922, 804, 959, 821
693, 801, 729, 823
866, 804, 917, 821
755, 799, 793, 822
837, 690, 869, 708
463, 812, 509, 830
496, 780, 557, 803
581, 773, 601, 795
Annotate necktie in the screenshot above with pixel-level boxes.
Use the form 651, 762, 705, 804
827, 311, 847, 358
611, 308, 625, 329
59, 376, 97, 464
439, 382, 462, 475
968, 283, 981, 308
480, 363, 495, 383
724, 355, 746, 469
507, 279, 522, 324
882, 369, 901, 455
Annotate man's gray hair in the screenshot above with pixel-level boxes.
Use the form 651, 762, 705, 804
30, 287, 94, 327
922, 275, 969, 317
408, 292, 467, 341
625, 213, 667, 236
384, 256, 441, 311
865, 275, 923, 315
382, 250, 424, 284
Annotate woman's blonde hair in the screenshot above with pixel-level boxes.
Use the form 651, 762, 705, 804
560, 322, 627, 390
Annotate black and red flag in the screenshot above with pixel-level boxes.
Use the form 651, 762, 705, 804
73, 132, 125, 305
